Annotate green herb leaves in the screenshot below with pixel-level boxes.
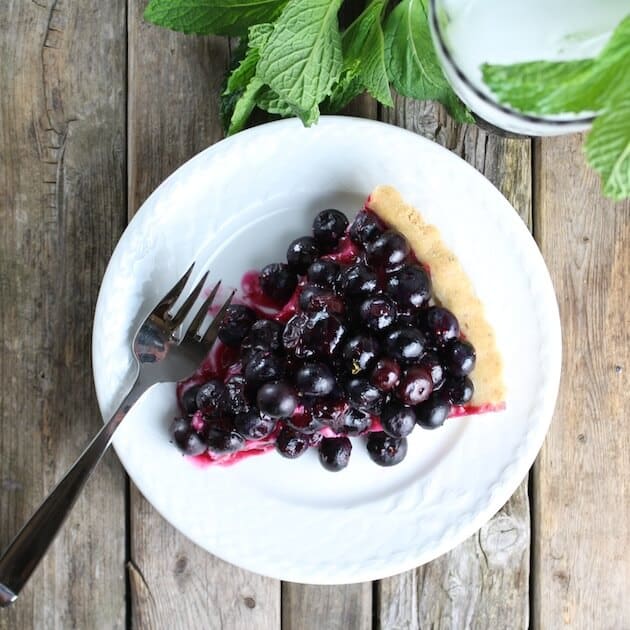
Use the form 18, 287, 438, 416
145, 0, 287, 36
384, 0, 472, 122
482, 14, 630, 199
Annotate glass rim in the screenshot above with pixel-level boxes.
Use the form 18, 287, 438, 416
428, 0, 595, 127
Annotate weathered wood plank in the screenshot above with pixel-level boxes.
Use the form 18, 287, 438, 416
377, 97, 532, 630
0, 0, 127, 627
532, 134, 630, 629
127, 3, 280, 628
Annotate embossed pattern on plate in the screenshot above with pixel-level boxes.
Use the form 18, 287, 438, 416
92, 117, 561, 584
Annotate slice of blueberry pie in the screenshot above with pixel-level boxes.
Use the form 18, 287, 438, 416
171, 186, 506, 472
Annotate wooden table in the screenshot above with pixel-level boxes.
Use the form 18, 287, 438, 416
1, 2, 628, 628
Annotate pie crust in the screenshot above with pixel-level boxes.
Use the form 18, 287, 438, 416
366, 185, 505, 406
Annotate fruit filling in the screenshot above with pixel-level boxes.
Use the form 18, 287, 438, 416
170, 187, 505, 472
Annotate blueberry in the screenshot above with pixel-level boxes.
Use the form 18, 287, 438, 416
359, 295, 397, 331
380, 402, 417, 438
259, 263, 298, 303
384, 327, 426, 365
242, 319, 284, 358
206, 427, 245, 454
286, 236, 320, 274
224, 375, 250, 414
170, 418, 202, 454
339, 263, 378, 298
307, 260, 340, 288
319, 437, 352, 471
244, 351, 285, 386
218, 305, 257, 347
256, 382, 298, 418
299, 284, 344, 315
396, 366, 433, 405
366, 432, 408, 467
276, 426, 310, 458
310, 397, 347, 424
370, 358, 401, 392
195, 380, 227, 415
441, 339, 476, 377
349, 211, 384, 246
385, 265, 431, 310
286, 407, 323, 434
179, 385, 200, 414
332, 406, 372, 434
301, 311, 346, 357
342, 335, 380, 374
312, 209, 349, 248
295, 362, 336, 396
420, 306, 460, 344
443, 375, 474, 405
418, 352, 446, 389
415, 393, 451, 429
282, 313, 309, 353
366, 230, 410, 270
234, 408, 276, 439
346, 377, 383, 413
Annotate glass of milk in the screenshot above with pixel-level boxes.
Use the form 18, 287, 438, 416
428, 0, 627, 136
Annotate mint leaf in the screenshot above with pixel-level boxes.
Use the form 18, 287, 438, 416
585, 88, 630, 200
325, 62, 362, 111
335, 0, 392, 107
482, 15, 630, 115
256, 0, 344, 124
383, 0, 473, 123
228, 77, 264, 134
144, 0, 286, 37
256, 87, 293, 115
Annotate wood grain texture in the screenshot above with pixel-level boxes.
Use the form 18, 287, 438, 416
127, 3, 280, 628
532, 134, 630, 629
0, 0, 126, 628
376, 97, 532, 630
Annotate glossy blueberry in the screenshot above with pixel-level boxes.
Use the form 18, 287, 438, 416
418, 352, 446, 389
319, 437, 352, 472
170, 418, 207, 456
286, 407, 323, 434
295, 362, 336, 396
276, 426, 310, 459
359, 295, 397, 331
366, 229, 410, 270
415, 393, 451, 429
420, 306, 460, 344
234, 408, 276, 440
349, 211, 384, 246
286, 236, 320, 274
312, 209, 349, 248
242, 319, 284, 358
307, 259, 340, 288
244, 351, 285, 386
301, 311, 346, 358
299, 284, 344, 315
366, 432, 408, 467
380, 402, 417, 438
385, 264, 431, 310
383, 327, 426, 365
259, 263, 298, 303
370, 358, 401, 392
339, 263, 378, 298
441, 339, 476, 377
217, 305, 257, 347
195, 380, 227, 415
224, 375, 250, 414
179, 385, 200, 414
206, 427, 245, 454
256, 382, 298, 418
310, 397, 347, 424
443, 375, 474, 405
282, 313, 309, 353
333, 406, 372, 434
342, 335, 380, 374
346, 377, 383, 413
396, 366, 433, 405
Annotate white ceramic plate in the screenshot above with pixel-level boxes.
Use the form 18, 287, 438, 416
93, 117, 561, 584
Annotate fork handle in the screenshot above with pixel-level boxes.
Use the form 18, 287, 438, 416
0, 397, 133, 607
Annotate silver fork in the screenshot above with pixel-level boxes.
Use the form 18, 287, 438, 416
0, 263, 233, 608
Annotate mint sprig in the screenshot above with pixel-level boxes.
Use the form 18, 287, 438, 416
146, 0, 471, 132
482, 14, 630, 200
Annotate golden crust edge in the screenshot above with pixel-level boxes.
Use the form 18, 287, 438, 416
366, 185, 506, 405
